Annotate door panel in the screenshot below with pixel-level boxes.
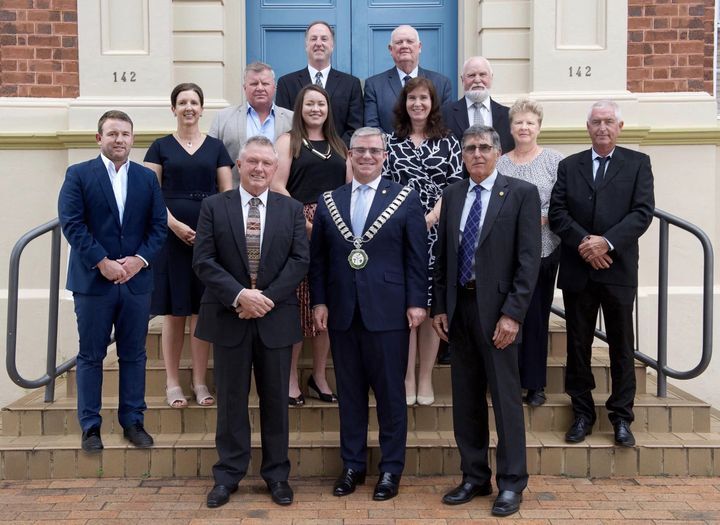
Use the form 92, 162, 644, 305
246, 1, 456, 91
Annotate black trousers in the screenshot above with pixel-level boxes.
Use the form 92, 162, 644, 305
518, 247, 560, 390
329, 309, 409, 475
212, 322, 292, 486
563, 281, 636, 425
449, 287, 528, 492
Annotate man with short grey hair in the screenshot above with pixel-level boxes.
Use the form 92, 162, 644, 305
364, 25, 452, 133
209, 62, 293, 185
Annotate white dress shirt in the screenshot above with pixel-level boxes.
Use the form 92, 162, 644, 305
350, 175, 382, 229
591, 147, 614, 180
100, 152, 128, 223
465, 96, 493, 128
396, 66, 419, 86
308, 64, 332, 89
459, 170, 497, 242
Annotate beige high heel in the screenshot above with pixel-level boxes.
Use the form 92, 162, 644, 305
191, 384, 215, 406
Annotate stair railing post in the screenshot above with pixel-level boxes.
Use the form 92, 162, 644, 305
656, 218, 669, 397
44, 225, 62, 403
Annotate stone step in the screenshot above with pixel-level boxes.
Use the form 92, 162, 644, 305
65, 351, 647, 398
4, 378, 708, 437
1, 424, 719, 480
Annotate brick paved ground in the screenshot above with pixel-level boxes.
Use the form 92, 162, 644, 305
1, 475, 719, 524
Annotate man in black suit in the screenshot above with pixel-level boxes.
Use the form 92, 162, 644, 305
432, 125, 540, 517
275, 21, 363, 145
193, 136, 309, 508
549, 100, 654, 448
442, 56, 514, 154
364, 24, 452, 133
310, 127, 428, 501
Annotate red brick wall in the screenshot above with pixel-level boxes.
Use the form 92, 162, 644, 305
627, 0, 715, 94
0, 0, 79, 98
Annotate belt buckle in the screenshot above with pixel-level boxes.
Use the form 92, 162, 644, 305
462, 280, 476, 290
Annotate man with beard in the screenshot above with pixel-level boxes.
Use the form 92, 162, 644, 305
442, 56, 514, 155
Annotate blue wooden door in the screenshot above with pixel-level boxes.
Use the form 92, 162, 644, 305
246, 1, 457, 92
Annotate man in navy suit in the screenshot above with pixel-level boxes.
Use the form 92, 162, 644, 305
193, 136, 309, 508
275, 20, 363, 145
310, 127, 427, 501
364, 25, 452, 133
442, 56, 514, 155
58, 110, 167, 453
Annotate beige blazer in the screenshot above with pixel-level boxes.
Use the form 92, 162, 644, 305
208, 102, 294, 186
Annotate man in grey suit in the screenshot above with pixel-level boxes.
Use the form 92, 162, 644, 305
364, 25, 452, 133
209, 62, 293, 186
432, 125, 540, 516
193, 136, 309, 509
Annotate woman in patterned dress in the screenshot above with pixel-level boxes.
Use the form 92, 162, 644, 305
383, 77, 463, 406
144, 83, 233, 408
497, 98, 563, 407
273, 85, 350, 405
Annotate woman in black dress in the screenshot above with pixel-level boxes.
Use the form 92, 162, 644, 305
383, 77, 463, 406
272, 85, 350, 405
144, 83, 233, 408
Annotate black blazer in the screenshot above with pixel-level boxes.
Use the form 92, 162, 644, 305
441, 97, 515, 155
192, 189, 310, 348
549, 146, 655, 292
432, 174, 541, 341
275, 67, 364, 146
364, 66, 453, 133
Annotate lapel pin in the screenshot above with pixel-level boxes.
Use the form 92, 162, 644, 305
499, 191, 505, 197
382, 189, 387, 194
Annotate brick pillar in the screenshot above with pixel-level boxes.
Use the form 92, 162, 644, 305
627, 0, 715, 94
0, 0, 79, 98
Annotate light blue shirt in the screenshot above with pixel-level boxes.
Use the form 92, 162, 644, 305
350, 175, 382, 229
246, 104, 277, 142
459, 170, 497, 242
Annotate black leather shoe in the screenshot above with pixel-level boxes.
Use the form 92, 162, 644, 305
123, 422, 154, 448
442, 480, 492, 505
307, 375, 338, 403
372, 472, 400, 501
525, 388, 547, 407
333, 468, 366, 496
491, 490, 522, 516
267, 480, 293, 506
565, 417, 593, 443
206, 484, 237, 508
613, 419, 636, 447
81, 426, 103, 453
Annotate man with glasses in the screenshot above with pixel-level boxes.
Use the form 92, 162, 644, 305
309, 127, 427, 501
432, 125, 540, 516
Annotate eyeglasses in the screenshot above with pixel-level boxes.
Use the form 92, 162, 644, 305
350, 147, 385, 156
462, 144, 495, 154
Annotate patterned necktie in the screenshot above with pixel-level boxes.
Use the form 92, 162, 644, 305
403, 75, 412, 87
595, 156, 608, 187
472, 102, 484, 126
314, 71, 323, 86
351, 185, 370, 237
246, 197, 261, 288
458, 185, 484, 285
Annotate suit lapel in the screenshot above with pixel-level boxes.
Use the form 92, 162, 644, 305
453, 99, 470, 136
94, 156, 122, 227
225, 190, 250, 271
334, 184, 353, 229
259, 192, 278, 271
386, 68, 402, 99
297, 68, 311, 91
490, 98, 506, 130
364, 178, 394, 232
448, 180, 468, 256
478, 174, 509, 247
121, 162, 138, 228
325, 69, 339, 97
578, 149, 595, 190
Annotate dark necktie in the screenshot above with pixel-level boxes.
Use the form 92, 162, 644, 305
458, 185, 484, 285
595, 156, 608, 187
314, 71, 323, 86
403, 75, 412, 86
246, 197, 261, 288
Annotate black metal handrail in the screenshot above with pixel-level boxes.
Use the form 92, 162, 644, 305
5, 218, 73, 402
551, 208, 714, 397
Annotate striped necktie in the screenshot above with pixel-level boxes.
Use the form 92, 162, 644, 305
314, 71, 323, 86
458, 185, 484, 285
246, 197, 261, 288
